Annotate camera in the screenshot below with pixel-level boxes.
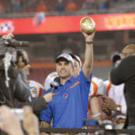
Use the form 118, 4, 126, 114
11, 109, 24, 121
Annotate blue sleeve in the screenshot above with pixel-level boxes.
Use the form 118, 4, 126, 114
79, 70, 92, 92
78, 70, 92, 113
40, 103, 53, 123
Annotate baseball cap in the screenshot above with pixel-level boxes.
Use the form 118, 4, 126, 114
55, 53, 74, 64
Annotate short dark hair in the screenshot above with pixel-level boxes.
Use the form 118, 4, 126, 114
111, 53, 121, 65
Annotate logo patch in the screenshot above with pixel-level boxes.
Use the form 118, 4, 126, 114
63, 93, 69, 99
69, 81, 80, 89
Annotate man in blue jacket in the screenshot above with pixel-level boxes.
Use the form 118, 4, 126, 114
40, 31, 95, 128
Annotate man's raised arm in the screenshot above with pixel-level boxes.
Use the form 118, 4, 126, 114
82, 32, 95, 78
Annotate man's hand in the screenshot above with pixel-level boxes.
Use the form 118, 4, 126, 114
0, 105, 24, 135
43, 92, 55, 103
82, 32, 95, 43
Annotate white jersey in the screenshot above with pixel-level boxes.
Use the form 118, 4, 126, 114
108, 84, 127, 114
104, 80, 112, 95
104, 80, 127, 114
89, 77, 106, 96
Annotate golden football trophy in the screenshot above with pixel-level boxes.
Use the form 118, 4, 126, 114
80, 16, 96, 34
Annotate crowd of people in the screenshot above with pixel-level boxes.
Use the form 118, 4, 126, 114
0, 0, 134, 14
0, 26, 135, 135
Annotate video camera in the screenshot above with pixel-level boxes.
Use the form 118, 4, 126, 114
0, 33, 30, 87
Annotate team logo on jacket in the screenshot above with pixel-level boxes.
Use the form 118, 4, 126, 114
63, 93, 69, 99
69, 81, 80, 89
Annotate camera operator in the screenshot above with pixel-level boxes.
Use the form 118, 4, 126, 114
0, 34, 53, 114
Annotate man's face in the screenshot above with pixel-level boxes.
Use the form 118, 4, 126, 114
17, 56, 31, 75
56, 60, 73, 79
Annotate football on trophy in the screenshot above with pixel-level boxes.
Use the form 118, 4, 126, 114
80, 16, 96, 34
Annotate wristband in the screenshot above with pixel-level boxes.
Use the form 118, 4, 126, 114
86, 41, 93, 44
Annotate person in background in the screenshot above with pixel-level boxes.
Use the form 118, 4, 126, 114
105, 52, 127, 115
102, 52, 126, 129
87, 53, 124, 127
15, 49, 44, 98
14, 48, 54, 114
65, 0, 78, 12
35, 0, 48, 12
110, 44, 135, 129
88, 75, 118, 127
40, 31, 95, 129
55, 0, 65, 12
81, 0, 96, 11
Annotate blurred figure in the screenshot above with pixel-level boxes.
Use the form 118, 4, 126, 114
16, 49, 45, 98
87, 76, 118, 127
0, 1, 6, 13
33, 12, 46, 27
35, 0, 48, 12
103, 52, 127, 129
107, 53, 126, 114
14, 48, 54, 114
10, 0, 22, 12
15, 49, 31, 82
110, 44, 135, 129
87, 53, 124, 128
81, 0, 96, 11
66, 0, 78, 12
88, 94, 118, 124
98, 0, 110, 11
55, 0, 65, 12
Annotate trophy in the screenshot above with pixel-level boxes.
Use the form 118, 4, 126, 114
80, 16, 96, 34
